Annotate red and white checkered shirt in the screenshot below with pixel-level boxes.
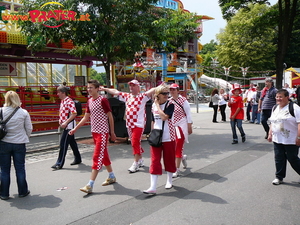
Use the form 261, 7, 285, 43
169, 96, 187, 125
86, 96, 111, 134
119, 92, 150, 129
59, 96, 77, 129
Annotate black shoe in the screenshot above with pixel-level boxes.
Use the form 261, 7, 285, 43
51, 164, 58, 169
53, 165, 62, 170
232, 140, 238, 144
242, 136, 246, 143
0, 196, 9, 200
70, 161, 82, 166
19, 190, 30, 198
213, 121, 218, 123
265, 134, 268, 139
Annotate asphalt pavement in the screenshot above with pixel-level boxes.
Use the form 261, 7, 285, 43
1, 103, 300, 225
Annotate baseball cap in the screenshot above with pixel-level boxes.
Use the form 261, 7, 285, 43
170, 83, 179, 89
128, 79, 140, 86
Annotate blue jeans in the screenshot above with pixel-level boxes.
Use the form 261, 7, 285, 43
230, 119, 245, 141
251, 105, 261, 123
0, 141, 28, 197
273, 142, 300, 180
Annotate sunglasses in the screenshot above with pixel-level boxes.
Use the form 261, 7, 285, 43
160, 92, 169, 96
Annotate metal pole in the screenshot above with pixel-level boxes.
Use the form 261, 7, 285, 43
195, 63, 199, 113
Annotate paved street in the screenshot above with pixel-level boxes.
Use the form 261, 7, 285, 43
1, 103, 300, 225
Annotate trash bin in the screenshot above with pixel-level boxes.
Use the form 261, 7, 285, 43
144, 99, 153, 135
108, 97, 153, 143
108, 97, 128, 140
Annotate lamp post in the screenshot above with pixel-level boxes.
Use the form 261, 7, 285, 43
223, 66, 231, 92
211, 57, 218, 87
240, 67, 249, 90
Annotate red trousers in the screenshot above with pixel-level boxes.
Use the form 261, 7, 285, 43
149, 141, 176, 175
92, 132, 111, 170
175, 126, 185, 158
127, 127, 144, 155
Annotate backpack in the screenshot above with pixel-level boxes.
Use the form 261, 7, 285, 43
272, 101, 295, 117
74, 100, 82, 116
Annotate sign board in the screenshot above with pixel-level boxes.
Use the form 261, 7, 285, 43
0, 62, 17, 76
74, 76, 85, 86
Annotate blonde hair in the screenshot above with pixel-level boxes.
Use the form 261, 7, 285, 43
4, 91, 21, 108
154, 84, 169, 98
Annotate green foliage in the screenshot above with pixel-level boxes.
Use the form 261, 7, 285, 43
216, 3, 276, 77
219, 0, 270, 20
17, 0, 199, 87
90, 70, 106, 85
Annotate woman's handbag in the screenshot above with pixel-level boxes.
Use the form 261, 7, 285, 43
148, 101, 168, 147
147, 128, 164, 147
0, 107, 19, 140
209, 101, 213, 107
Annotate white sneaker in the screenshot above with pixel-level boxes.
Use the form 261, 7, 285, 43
138, 159, 144, 168
165, 182, 173, 189
182, 155, 187, 169
172, 170, 181, 178
272, 178, 283, 185
143, 188, 156, 195
128, 162, 139, 173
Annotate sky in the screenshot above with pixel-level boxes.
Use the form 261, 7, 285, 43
93, 0, 277, 72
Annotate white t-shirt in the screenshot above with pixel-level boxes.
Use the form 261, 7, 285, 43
269, 103, 300, 144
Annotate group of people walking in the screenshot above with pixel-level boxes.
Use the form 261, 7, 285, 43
2, 76, 300, 200
209, 77, 300, 185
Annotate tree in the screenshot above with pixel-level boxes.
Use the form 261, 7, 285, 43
216, 4, 276, 77
17, 0, 198, 88
218, 0, 299, 89
219, 0, 269, 20
90, 70, 106, 85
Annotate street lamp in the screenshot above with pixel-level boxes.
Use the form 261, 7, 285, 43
211, 57, 219, 86
240, 67, 249, 90
223, 66, 231, 92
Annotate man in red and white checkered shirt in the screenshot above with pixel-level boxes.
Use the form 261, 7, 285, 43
69, 80, 117, 194
101, 80, 156, 173
51, 86, 81, 170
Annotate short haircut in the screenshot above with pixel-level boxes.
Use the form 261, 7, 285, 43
88, 79, 100, 88
265, 77, 273, 83
4, 91, 21, 108
276, 89, 289, 97
57, 86, 69, 95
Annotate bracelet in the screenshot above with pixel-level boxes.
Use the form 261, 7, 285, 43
297, 137, 300, 140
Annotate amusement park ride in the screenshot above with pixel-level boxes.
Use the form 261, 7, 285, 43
0, 0, 213, 132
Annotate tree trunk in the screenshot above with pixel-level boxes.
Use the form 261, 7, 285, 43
275, 0, 298, 89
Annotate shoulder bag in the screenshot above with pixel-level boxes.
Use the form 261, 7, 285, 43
147, 101, 168, 147
0, 107, 20, 140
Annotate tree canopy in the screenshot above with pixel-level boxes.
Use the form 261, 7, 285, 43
17, 0, 199, 87
216, 3, 276, 77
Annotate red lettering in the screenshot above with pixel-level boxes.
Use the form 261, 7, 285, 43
54, 10, 62, 21
47, 11, 57, 20
67, 11, 76, 21
38, 11, 48, 22
61, 11, 68, 20
29, 10, 40, 22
